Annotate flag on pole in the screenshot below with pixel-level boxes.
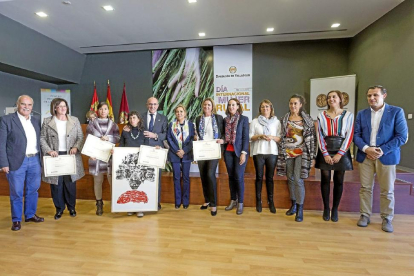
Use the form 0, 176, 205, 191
119, 83, 130, 124
90, 81, 99, 112
106, 80, 114, 120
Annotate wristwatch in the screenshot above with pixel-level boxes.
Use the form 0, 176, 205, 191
154, 134, 158, 141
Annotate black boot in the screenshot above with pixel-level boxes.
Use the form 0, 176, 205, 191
331, 208, 339, 222
285, 200, 296, 216
266, 182, 276, 213
96, 199, 103, 216
295, 204, 303, 222
255, 182, 262, 213
323, 208, 330, 221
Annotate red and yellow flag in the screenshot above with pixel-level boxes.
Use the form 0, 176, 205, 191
106, 80, 114, 120
119, 83, 130, 124
90, 82, 99, 112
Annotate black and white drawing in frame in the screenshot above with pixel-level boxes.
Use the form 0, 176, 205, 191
111, 147, 159, 212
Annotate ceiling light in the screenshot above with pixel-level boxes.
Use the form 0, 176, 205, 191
62, 1, 71, 4
35, 11, 48, 17
331, 23, 341, 28
188, 0, 197, 3
198, 32, 205, 37
267, 27, 274, 32
102, 5, 114, 11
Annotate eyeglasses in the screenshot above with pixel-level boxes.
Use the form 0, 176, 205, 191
57, 105, 67, 109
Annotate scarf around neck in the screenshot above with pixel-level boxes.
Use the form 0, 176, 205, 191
199, 114, 219, 140
258, 115, 276, 135
172, 119, 189, 149
225, 112, 240, 144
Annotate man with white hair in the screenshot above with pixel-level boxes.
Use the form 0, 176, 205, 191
0, 95, 44, 231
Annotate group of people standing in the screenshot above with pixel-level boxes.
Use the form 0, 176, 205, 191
0, 84, 408, 234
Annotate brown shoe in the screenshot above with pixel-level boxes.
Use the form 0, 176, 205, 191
25, 214, 44, 223
11, 221, 21, 231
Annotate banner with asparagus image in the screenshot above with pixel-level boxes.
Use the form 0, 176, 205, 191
152, 48, 214, 123
213, 44, 253, 121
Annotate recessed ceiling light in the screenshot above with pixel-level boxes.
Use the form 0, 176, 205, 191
188, 0, 197, 3
331, 23, 341, 28
35, 11, 48, 17
102, 5, 114, 11
198, 32, 206, 37
267, 27, 274, 32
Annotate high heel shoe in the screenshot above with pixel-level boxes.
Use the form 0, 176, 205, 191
211, 207, 217, 216
225, 200, 238, 211
200, 203, 210, 210
331, 208, 338, 222
323, 208, 330, 221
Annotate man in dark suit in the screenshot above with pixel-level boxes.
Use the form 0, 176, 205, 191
354, 85, 408, 233
141, 97, 168, 211
0, 95, 44, 231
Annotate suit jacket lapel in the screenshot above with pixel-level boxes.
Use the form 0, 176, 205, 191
48, 117, 59, 134
377, 103, 389, 133
12, 112, 26, 137
365, 108, 372, 134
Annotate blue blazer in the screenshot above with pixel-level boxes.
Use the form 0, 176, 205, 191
0, 112, 41, 171
167, 121, 195, 163
223, 114, 250, 157
354, 103, 408, 165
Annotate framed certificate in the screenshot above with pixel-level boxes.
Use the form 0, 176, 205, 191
43, 155, 77, 177
193, 140, 221, 161
81, 134, 114, 163
112, 147, 159, 212
137, 145, 168, 169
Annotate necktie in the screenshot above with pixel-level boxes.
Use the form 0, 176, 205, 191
149, 114, 154, 132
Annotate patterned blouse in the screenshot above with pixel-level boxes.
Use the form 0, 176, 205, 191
317, 110, 354, 157
285, 120, 304, 158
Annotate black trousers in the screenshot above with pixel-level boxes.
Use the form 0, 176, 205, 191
198, 159, 219, 207
50, 152, 76, 212
253, 154, 278, 200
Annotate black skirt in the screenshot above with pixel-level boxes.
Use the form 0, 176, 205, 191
315, 136, 353, 171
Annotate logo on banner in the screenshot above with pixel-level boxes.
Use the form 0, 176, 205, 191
229, 66, 237, 74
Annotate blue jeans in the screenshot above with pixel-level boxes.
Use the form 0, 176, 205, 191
224, 151, 248, 203
172, 161, 191, 206
6, 155, 41, 222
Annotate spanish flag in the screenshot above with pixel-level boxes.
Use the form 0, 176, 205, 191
119, 83, 130, 124
106, 80, 114, 120
90, 81, 99, 112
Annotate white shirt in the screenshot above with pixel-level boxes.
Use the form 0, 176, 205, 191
17, 112, 38, 155
249, 117, 281, 156
202, 116, 215, 140
54, 117, 67, 151
362, 104, 385, 153
146, 111, 157, 130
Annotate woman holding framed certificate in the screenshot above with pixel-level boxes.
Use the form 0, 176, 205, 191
194, 98, 224, 216
249, 99, 281, 214
223, 98, 249, 215
86, 102, 120, 216
40, 98, 85, 220
167, 104, 195, 210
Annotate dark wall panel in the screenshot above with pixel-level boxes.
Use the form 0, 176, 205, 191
59, 51, 153, 122
349, 0, 414, 168
253, 39, 349, 118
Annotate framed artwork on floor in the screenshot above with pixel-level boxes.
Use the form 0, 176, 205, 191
111, 147, 158, 212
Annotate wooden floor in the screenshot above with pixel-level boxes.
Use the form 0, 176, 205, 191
1, 197, 414, 275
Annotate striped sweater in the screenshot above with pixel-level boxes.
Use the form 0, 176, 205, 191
317, 110, 354, 157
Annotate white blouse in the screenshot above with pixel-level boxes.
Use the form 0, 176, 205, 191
54, 117, 67, 151
249, 117, 281, 156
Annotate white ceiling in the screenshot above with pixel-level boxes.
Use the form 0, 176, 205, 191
0, 0, 404, 54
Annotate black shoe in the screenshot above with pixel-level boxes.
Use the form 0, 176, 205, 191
286, 200, 297, 216
25, 214, 44, 223
11, 221, 21, 231
211, 210, 217, 216
323, 208, 330, 221
200, 203, 210, 210
183, 205, 189, 209
295, 204, 303, 222
158, 203, 162, 210
54, 211, 63, 220
69, 209, 77, 217
175, 205, 181, 209
268, 201, 276, 214
331, 208, 338, 222
256, 200, 262, 213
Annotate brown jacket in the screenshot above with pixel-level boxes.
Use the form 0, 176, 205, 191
40, 115, 85, 184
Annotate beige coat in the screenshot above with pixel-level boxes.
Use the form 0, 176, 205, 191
40, 115, 85, 184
